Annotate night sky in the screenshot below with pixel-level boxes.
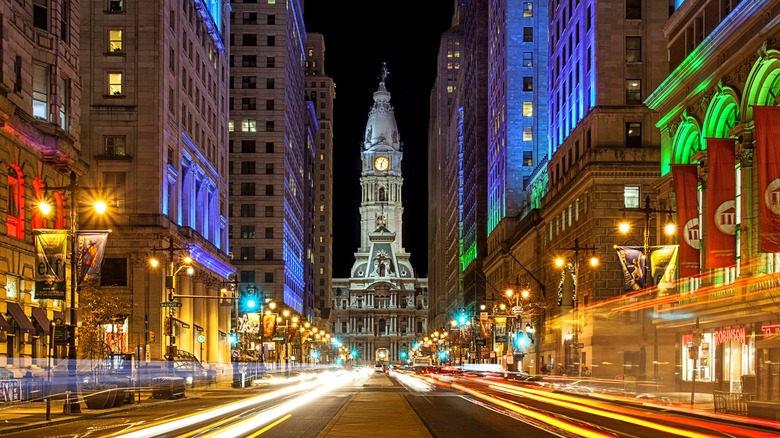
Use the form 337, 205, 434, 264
303, 2, 455, 278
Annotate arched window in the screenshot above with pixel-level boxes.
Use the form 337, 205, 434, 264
6, 165, 25, 239
377, 318, 386, 335
378, 187, 386, 202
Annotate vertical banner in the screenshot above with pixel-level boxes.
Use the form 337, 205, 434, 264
671, 164, 701, 277
262, 314, 276, 338
649, 245, 679, 295
479, 319, 492, 339
494, 317, 507, 343
450, 329, 461, 346
34, 230, 68, 300
753, 106, 780, 252
76, 231, 109, 286
616, 246, 645, 291
706, 138, 737, 267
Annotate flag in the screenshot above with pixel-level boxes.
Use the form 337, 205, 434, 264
649, 245, 678, 295
705, 138, 736, 268
262, 314, 276, 338
76, 231, 109, 286
34, 230, 68, 300
616, 246, 645, 291
671, 164, 700, 277
753, 106, 780, 252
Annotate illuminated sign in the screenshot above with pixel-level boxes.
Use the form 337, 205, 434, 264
713, 327, 745, 346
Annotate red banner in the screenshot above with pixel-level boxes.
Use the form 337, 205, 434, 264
705, 138, 736, 268
754, 106, 780, 252
671, 164, 700, 277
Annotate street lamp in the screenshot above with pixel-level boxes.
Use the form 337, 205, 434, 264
618, 194, 676, 382
554, 238, 599, 376
276, 309, 298, 377
149, 237, 193, 374
39, 171, 109, 415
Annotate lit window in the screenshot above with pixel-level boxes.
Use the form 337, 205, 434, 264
105, 136, 126, 156
6, 165, 25, 239
33, 64, 49, 120
523, 2, 533, 17
523, 102, 533, 117
241, 119, 257, 132
108, 72, 123, 95
523, 52, 533, 67
522, 126, 533, 142
624, 186, 640, 209
228, 120, 234, 132
109, 0, 124, 12
108, 29, 123, 52
626, 80, 641, 105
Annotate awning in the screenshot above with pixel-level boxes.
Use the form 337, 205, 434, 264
6, 302, 35, 334
31, 307, 50, 335
0, 314, 9, 331
757, 334, 780, 349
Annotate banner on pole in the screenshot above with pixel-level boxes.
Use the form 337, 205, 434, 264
705, 138, 736, 268
671, 164, 700, 277
34, 230, 68, 300
616, 246, 645, 291
753, 106, 780, 252
76, 231, 109, 287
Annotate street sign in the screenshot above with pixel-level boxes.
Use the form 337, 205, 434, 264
510, 306, 523, 315
161, 301, 182, 308
232, 349, 240, 358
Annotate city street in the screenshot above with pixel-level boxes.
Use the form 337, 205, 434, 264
1, 368, 777, 437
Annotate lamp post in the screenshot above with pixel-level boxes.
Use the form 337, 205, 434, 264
40, 171, 109, 415
554, 238, 599, 376
149, 237, 193, 375
276, 309, 298, 378
618, 195, 675, 381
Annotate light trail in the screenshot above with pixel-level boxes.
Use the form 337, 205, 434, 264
114, 371, 352, 438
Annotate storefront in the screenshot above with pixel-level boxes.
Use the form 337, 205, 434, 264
680, 325, 756, 393
756, 323, 780, 401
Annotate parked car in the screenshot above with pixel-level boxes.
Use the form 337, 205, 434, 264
374, 363, 385, 373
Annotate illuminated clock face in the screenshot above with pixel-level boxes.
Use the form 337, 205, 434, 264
374, 156, 389, 171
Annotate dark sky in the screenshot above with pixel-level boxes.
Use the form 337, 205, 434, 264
303, 2, 455, 278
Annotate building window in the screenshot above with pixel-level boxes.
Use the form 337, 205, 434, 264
266, 99, 274, 111
6, 165, 24, 239
265, 163, 274, 174
625, 36, 641, 62
228, 120, 234, 132
624, 186, 640, 209
265, 227, 273, 238
266, 121, 274, 132
242, 12, 257, 25
240, 161, 256, 174
242, 55, 256, 67
626, 0, 641, 19
103, 171, 126, 210
60, 77, 70, 131
523, 27, 533, 42
265, 249, 274, 260
108, 29, 123, 52
523, 77, 533, 91
522, 102, 533, 117
60, 0, 70, 42
265, 185, 274, 196
240, 247, 255, 260
264, 272, 274, 283
240, 225, 255, 238
267, 78, 275, 89
240, 204, 256, 217
626, 122, 642, 148
523, 52, 533, 67
33, 0, 48, 30
241, 119, 257, 132
240, 183, 255, 195
32, 64, 49, 120
626, 80, 641, 105
266, 142, 274, 153
267, 35, 275, 46
522, 126, 533, 142
104, 135, 126, 156
241, 140, 256, 153
241, 76, 256, 89
265, 206, 273, 217
267, 57, 275, 68
241, 98, 256, 110
108, 0, 123, 12
267, 14, 275, 25
108, 72, 123, 95
523, 151, 533, 166
242, 34, 257, 46
523, 2, 533, 17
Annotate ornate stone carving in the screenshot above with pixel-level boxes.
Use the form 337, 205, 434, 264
738, 148, 754, 168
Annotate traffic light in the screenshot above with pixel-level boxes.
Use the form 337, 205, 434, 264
229, 329, 238, 344
149, 331, 156, 343
240, 287, 258, 313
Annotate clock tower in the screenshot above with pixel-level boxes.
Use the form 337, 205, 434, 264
358, 63, 405, 252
